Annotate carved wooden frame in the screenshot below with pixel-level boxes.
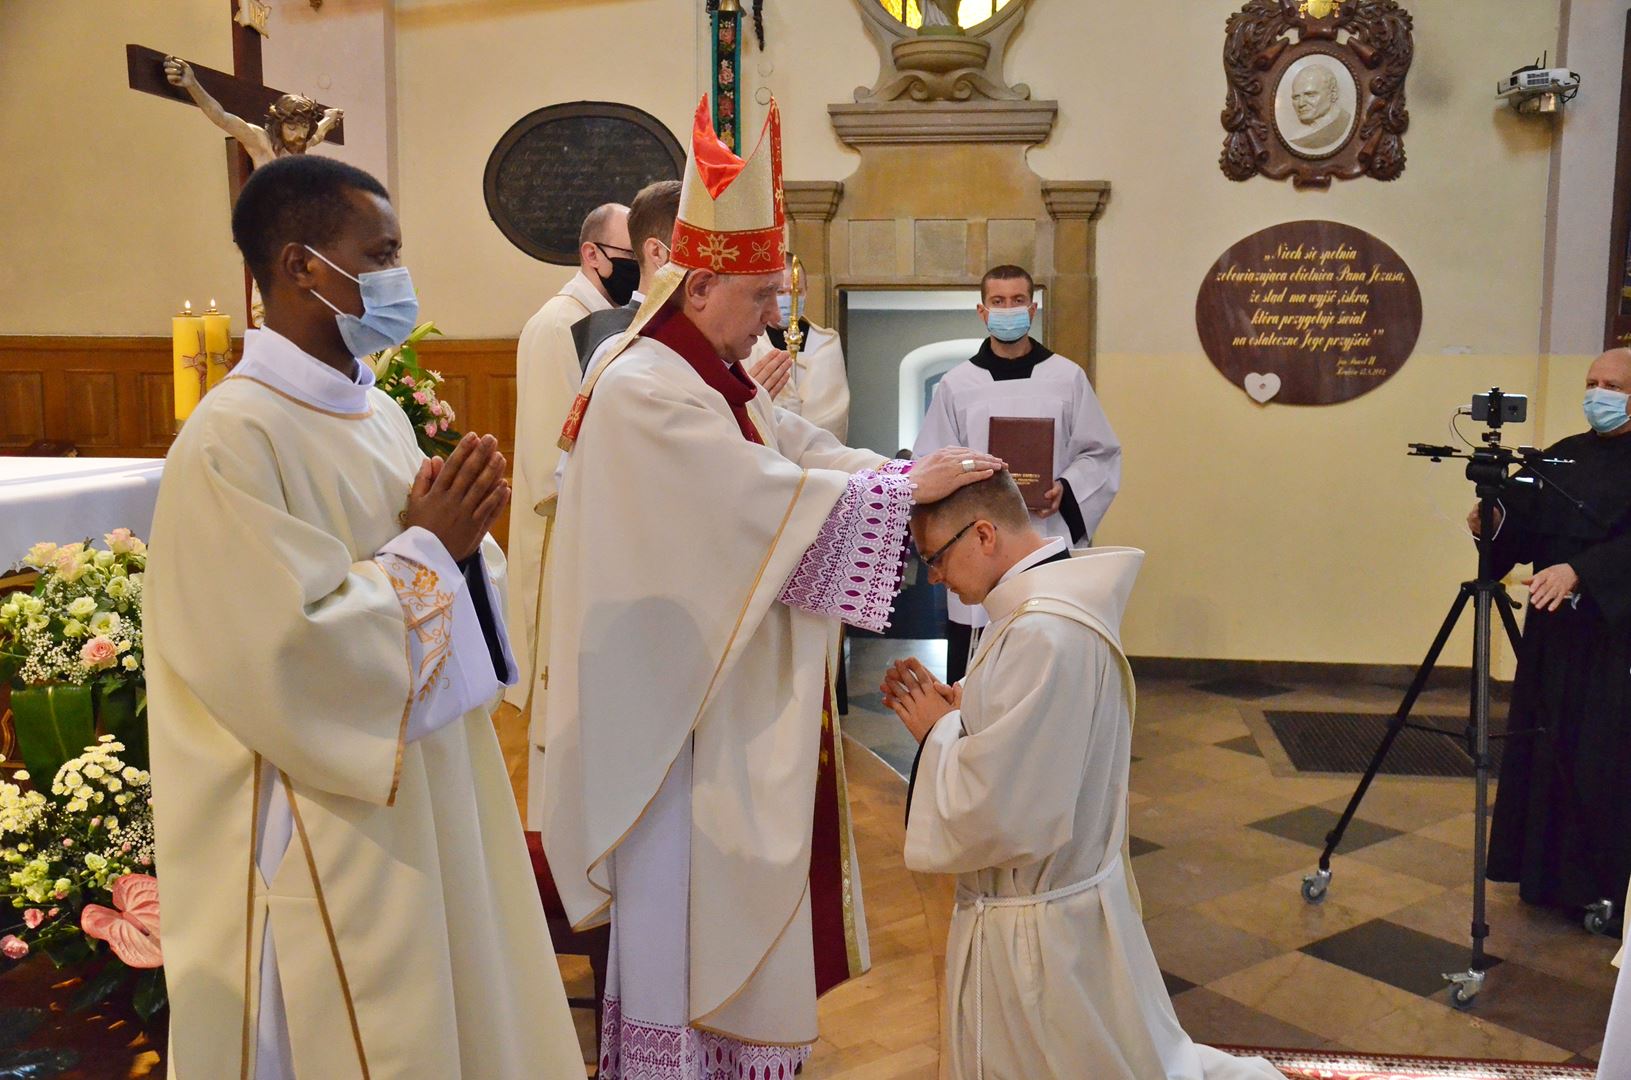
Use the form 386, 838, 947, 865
1219, 0, 1413, 189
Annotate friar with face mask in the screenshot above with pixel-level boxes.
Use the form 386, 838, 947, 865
913, 264, 1122, 683
741, 253, 853, 441
143, 155, 582, 1079
506, 203, 635, 726
1472, 348, 1631, 924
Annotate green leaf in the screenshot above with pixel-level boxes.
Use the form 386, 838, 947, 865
0, 1009, 44, 1050
68, 958, 128, 1013
8, 686, 94, 790
131, 968, 166, 1023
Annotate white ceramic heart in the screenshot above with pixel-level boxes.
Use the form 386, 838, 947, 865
1244, 372, 1281, 404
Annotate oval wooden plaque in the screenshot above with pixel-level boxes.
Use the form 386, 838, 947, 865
1196, 220, 1422, 406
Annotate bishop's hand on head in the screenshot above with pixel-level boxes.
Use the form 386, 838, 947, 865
403, 432, 511, 561
909, 447, 1006, 505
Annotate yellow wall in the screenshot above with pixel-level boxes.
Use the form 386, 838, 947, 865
0, 1, 248, 333
5, 0, 1604, 669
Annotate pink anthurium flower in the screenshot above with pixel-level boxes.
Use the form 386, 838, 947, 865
80, 873, 161, 969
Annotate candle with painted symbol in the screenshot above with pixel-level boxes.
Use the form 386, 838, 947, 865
172, 301, 206, 424
201, 299, 232, 390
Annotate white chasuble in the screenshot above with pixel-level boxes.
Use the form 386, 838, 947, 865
905, 548, 1285, 1080
145, 329, 581, 1079
508, 270, 610, 719
913, 346, 1121, 627
748, 323, 852, 442
544, 313, 906, 1070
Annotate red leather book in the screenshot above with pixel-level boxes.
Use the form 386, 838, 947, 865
988, 416, 1055, 511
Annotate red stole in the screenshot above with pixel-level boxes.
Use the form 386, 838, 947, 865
642, 302, 862, 996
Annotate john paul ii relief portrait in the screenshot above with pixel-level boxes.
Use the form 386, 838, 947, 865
1275, 53, 1358, 158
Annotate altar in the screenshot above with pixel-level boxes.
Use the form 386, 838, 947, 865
0, 457, 165, 570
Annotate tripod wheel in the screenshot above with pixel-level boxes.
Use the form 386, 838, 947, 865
1584, 900, 1616, 936
1450, 985, 1478, 1009
1301, 874, 1329, 905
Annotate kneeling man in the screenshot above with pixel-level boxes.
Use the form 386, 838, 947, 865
883, 473, 1285, 1080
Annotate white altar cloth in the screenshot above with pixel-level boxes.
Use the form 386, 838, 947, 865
0, 457, 165, 570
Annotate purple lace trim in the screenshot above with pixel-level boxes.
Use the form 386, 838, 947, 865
877, 457, 914, 476
599, 996, 812, 1080
778, 469, 913, 633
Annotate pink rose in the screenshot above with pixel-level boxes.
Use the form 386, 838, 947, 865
1, 935, 28, 960
438, 419, 450, 432
412, 390, 428, 405
401, 375, 415, 387
424, 422, 437, 437
80, 636, 118, 671
22, 909, 44, 930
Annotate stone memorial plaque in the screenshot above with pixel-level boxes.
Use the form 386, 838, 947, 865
483, 101, 685, 264
1196, 220, 1421, 406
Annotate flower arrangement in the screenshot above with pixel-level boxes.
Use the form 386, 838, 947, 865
0, 531, 148, 784
369, 321, 462, 458
0, 737, 163, 1021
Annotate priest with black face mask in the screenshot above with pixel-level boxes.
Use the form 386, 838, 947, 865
1481, 348, 1631, 923
506, 203, 632, 734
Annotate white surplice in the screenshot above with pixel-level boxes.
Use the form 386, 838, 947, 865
146, 328, 581, 1079
905, 547, 1285, 1080
508, 271, 609, 728
748, 322, 852, 442
912, 345, 1121, 627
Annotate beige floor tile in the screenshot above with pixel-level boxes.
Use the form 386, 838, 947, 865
1144, 908, 1286, 986
1131, 730, 1211, 762
1412, 812, 1481, 850
1162, 779, 1305, 828
1129, 798, 1242, 846
1128, 758, 1221, 798
1308, 859, 1449, 919
1348, 833, 1487, 889
1208, 952, 1422, 1042
1198, 872, 1377, 951
1144, 710, 1254, 746
1160, 743, 1277, 784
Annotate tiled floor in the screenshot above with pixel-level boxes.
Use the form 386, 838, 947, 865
843, 638, 1621, 1066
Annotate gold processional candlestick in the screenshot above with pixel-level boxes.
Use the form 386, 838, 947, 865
785, 254, 805, 399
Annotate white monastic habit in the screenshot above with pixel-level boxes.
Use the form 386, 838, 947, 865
145, 328, 581, 1080
905, 545, 1286, 1080
509, 269, 610, 822
1596, 885, 1631, 1079
913, 340, 1121, 628
544, 97, 893, 1078
747, 320, 852, 441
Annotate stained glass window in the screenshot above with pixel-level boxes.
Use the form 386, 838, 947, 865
876, 0, 1012, 30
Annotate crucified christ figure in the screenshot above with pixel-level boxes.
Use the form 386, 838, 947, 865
163, 56, 341, 169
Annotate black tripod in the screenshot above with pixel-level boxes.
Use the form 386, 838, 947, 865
1298, 414, 1539, 1009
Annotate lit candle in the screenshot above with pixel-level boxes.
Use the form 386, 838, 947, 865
172, 301, 206, 426
201, 299, 232, 391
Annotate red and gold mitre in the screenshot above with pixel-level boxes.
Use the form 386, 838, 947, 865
558, 95, 787, 451
669, 95, 785, 276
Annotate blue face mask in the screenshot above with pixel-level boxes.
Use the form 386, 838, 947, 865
305, 246, 420, 358
985, 307, 1032, 343
1584, 387, 1631, 434
775, 293, 793, 328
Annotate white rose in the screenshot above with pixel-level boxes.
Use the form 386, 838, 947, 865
88, 611, 119, 636
67, 597, 97, 619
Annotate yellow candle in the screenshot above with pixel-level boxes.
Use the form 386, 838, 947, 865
201, 299, 232, 391
172, 301, 205, 425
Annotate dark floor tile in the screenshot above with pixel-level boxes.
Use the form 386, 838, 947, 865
1248, 805, 1402, 853
1301, 918, 1501, 997
1191, 676, 1294, 701
1215, 734, 1264, 757
1129, 835, 1163, 858
1442, 960, 1614, 1055
1168, 988, 1330, 1051
1162, 970, 1197, 998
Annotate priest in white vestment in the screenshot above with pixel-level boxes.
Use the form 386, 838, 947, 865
542, 97, 1002, 1078
506, 202, 633, 733
913, 264, 1121, 682
884, 473, 1285, 1080
746, 255, 851, 442
144, 156, 580, 1079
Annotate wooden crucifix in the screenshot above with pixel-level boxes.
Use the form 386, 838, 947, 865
126, 1, 346, 319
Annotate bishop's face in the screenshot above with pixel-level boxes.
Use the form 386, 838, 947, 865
689, 270, 782, 362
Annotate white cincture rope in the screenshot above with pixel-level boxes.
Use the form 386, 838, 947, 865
958, 859, 1120, 1080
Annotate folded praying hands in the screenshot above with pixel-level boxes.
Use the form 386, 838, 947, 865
881, 657, 961, 743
